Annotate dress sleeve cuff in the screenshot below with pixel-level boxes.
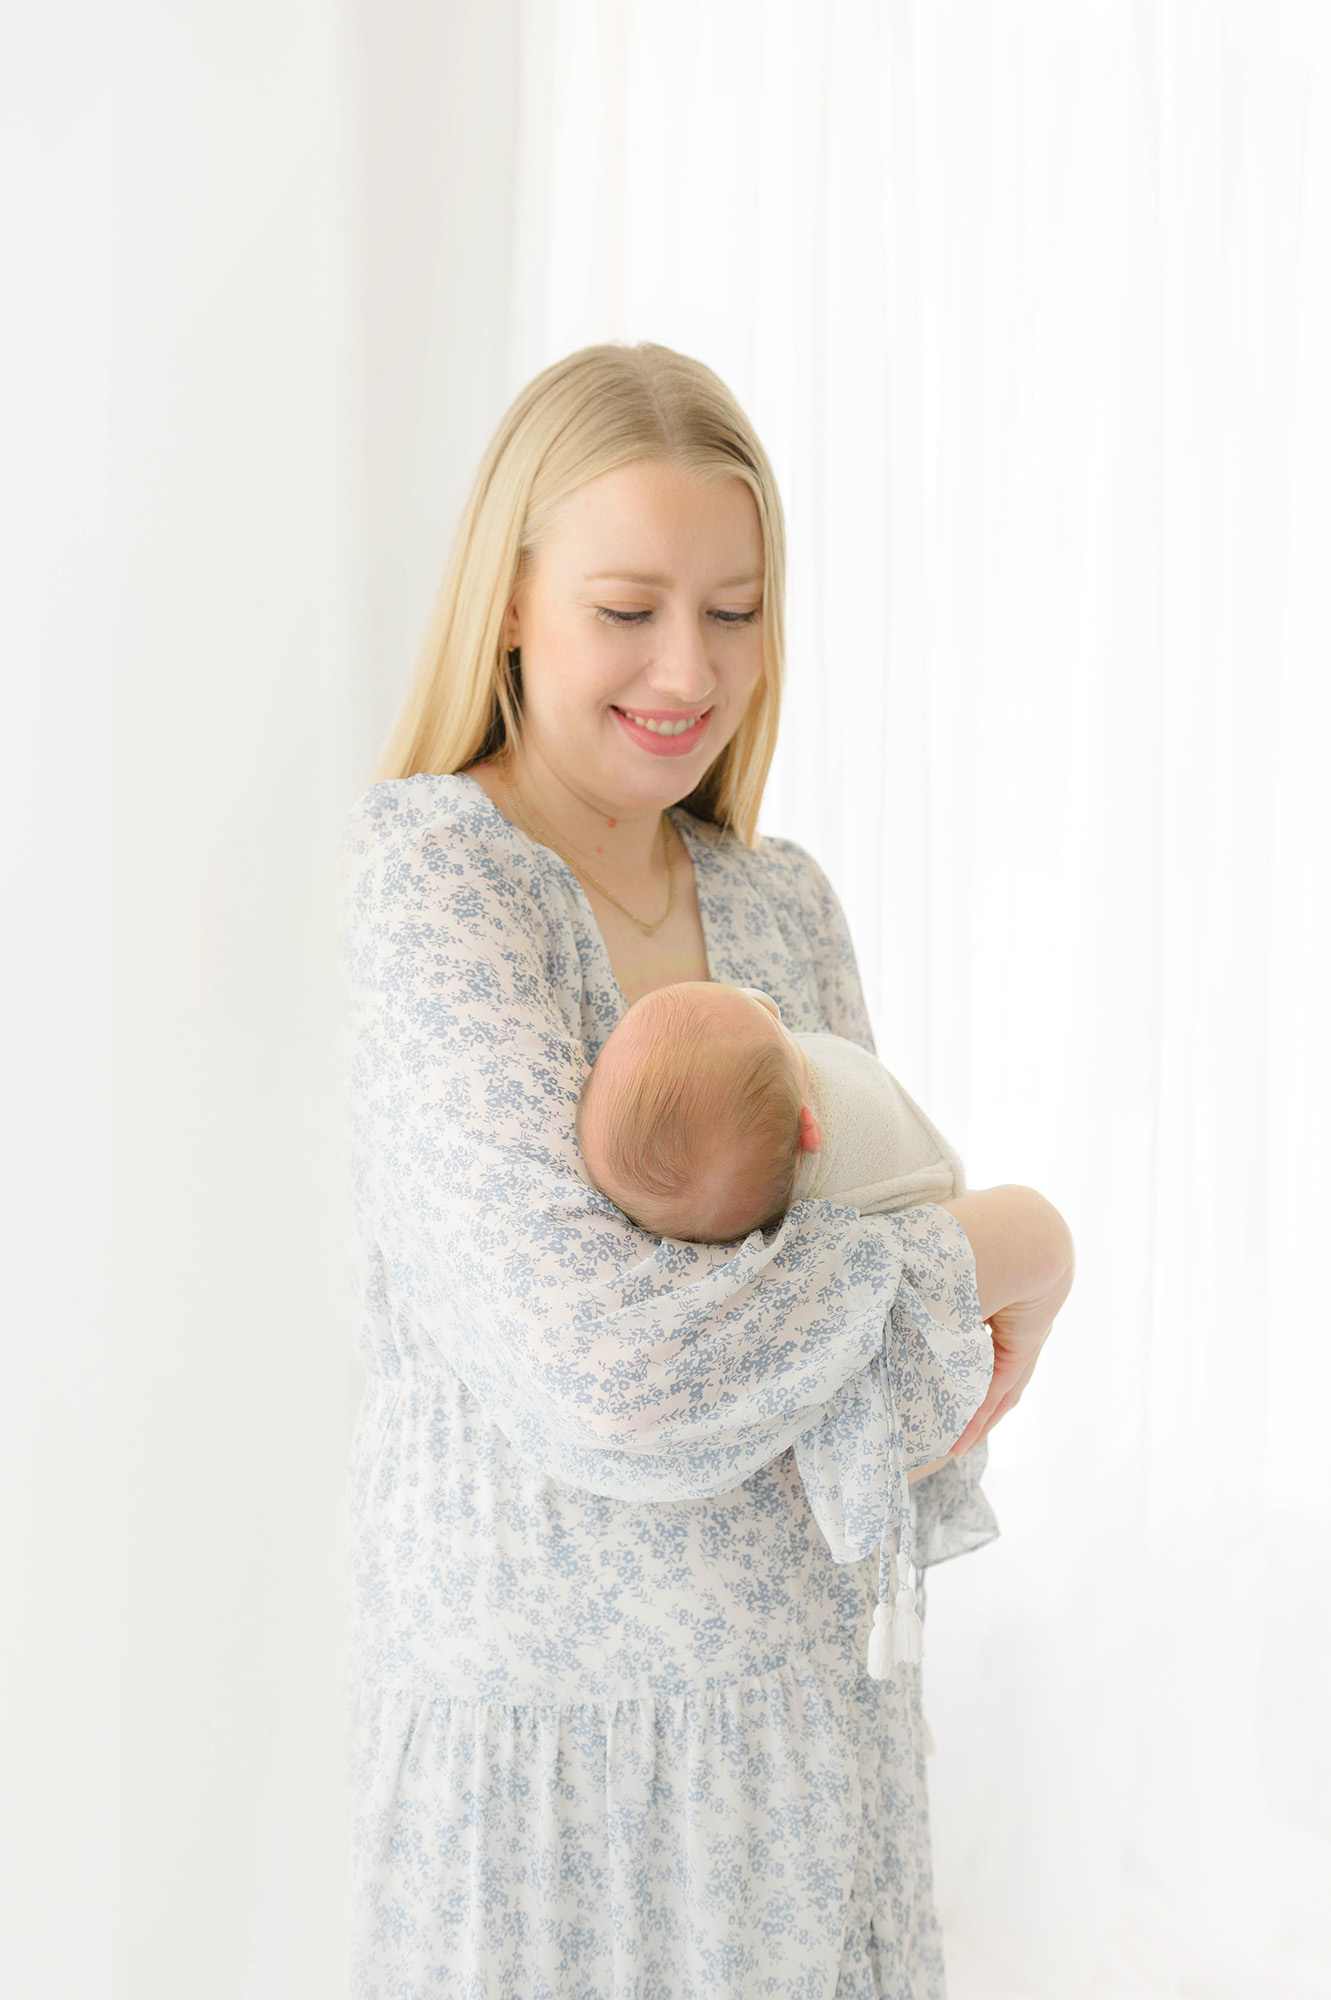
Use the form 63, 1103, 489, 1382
794, 1203, 995, 1564
910, 1438, 1000, 1569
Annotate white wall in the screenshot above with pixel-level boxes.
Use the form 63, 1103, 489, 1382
2, 5, 116, 1991
359, 0, 520, 754
3, 4, 532, 1987
7, 3, 364, 1993
109, 6, 359, 1990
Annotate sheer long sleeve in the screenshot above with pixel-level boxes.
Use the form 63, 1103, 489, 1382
759, 830, 1000, 1567
343, 778, 992, 1512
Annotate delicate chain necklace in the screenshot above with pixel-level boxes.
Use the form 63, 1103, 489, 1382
501, 769, 678, 938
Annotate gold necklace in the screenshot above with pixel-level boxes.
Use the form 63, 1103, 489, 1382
501, 773, 678, 938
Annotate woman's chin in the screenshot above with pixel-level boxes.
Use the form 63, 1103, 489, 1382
597, 713, 730, 805
604, 760, 707, 815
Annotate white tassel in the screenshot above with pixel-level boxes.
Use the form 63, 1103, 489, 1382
891, 1585, 924, 1664
867, 1601, 893, 1680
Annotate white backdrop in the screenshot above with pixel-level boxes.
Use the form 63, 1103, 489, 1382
5, 2, 1329, 1996
4, 4, 362, 1996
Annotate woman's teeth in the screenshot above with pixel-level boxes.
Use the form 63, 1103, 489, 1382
619, 710, 705, 736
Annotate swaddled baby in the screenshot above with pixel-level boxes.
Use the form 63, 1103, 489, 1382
576, 980, 966, 1244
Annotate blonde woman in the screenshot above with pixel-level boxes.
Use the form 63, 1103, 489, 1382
343, 342, 1074, 1998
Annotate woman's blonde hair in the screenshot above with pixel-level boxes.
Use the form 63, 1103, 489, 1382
373, 342, 786, 845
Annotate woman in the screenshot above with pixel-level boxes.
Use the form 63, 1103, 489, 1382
344, 342, 1074, 1998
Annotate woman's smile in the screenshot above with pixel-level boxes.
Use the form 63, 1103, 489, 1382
609, 703, 715, 755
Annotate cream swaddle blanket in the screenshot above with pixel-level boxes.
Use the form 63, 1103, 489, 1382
792, 1032, 967, 1213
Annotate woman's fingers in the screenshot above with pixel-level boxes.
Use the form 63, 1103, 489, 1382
969, 1381, 1027, 1447
948, 1341, 1038, 1457
945, 1249, 1072, 1458
950, 1383, 1006, 1457
951, 1388, 1015, 1459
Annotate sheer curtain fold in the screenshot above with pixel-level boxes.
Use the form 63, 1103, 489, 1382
499, 4, 1331, 1994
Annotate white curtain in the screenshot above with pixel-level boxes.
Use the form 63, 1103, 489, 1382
498, 2, 1331, 1993
7, 2, 1328, 1996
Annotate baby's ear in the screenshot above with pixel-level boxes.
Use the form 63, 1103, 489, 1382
798, 1102, 822, 1154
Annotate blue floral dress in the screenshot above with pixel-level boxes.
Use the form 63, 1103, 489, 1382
342, 772, 998, 2000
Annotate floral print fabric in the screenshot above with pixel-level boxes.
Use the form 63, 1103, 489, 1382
343, 772, 996, 1998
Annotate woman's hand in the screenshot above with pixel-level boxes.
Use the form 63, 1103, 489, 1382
937, 1187, 1075, 1457
948, 1266, 1074, 1456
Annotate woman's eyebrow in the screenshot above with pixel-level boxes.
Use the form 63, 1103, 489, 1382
584, 569, 763, 588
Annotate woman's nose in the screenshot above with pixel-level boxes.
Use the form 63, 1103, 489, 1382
643, 612, 717, 703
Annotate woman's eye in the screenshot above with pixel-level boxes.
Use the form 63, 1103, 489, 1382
593, 605, 760, 627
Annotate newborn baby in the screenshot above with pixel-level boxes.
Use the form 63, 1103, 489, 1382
576, 981, 966, 1243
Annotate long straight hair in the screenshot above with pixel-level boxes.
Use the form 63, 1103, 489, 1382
373, 342, 787, 845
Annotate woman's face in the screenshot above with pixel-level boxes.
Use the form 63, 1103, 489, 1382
506, 458, 767, 815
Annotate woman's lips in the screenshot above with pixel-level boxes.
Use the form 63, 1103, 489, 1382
610, 706, 714, 756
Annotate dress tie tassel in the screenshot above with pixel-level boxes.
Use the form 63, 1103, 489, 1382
867, 1601, 893, 1680
864, 1350, 927, 1681
866, 1581, 926, 1679
890, 1584, 924, 1663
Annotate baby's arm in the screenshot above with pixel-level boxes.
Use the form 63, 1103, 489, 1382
938, 1186, 1075, 1455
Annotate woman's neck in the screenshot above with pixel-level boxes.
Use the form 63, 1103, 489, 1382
494, 747, 668, 884
467, 749, 710, 1002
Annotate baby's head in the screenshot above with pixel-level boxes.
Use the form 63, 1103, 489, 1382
577, 982, 822, 1242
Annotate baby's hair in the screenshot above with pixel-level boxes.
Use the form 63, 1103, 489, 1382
577, 987, 805, 1241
